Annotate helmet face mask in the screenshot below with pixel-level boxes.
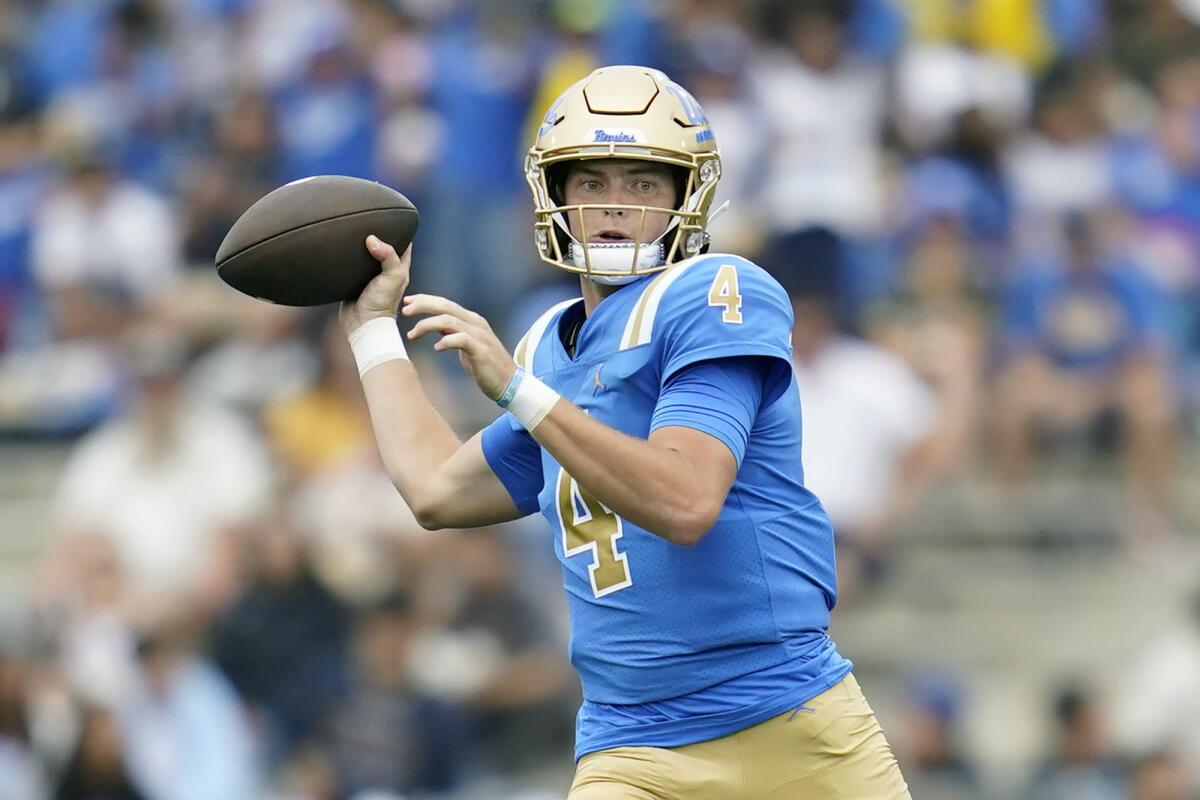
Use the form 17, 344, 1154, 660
526, 66, 721, 283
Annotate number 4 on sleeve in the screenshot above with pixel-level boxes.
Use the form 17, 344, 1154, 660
707, 264, 743, 324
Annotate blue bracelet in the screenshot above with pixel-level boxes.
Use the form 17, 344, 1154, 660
496, 367, 524, 409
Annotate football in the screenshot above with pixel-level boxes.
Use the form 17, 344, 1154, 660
215, 175, 419, 306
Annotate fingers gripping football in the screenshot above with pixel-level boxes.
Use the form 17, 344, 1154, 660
339, 236, 411, 335
402, 294, 516, 401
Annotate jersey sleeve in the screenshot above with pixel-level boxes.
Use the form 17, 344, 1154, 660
480, 413, 544, 516
650, 256, 795, 404
650, 356, 770, 467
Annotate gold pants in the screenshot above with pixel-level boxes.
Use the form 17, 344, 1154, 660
569, 673, 911, 799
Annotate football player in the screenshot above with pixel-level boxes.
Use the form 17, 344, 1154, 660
341, 65, 910, 798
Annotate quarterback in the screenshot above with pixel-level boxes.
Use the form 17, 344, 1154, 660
341, 66, 909, 798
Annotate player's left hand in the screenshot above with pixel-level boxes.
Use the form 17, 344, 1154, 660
402, 294, 516, 401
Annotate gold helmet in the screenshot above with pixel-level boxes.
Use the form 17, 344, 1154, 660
525, 65, 721, 284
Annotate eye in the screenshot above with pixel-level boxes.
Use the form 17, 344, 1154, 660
636, 180, 655, 192
582, 179, 603, 192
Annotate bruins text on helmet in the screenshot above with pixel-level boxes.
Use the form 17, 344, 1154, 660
525, 65, 721, 285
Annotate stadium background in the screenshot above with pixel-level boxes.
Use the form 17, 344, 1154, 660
0, 0, 1199, 798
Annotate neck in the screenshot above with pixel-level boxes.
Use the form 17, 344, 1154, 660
580, 277, 625, 316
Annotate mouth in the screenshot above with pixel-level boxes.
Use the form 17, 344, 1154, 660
591, 229, 634, 244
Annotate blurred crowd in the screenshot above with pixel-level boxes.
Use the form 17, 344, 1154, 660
0, 0, 1198, 798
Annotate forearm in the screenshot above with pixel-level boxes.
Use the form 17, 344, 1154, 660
359, 359, 463, 509
530, 399, 716, 544
342, 240, 527, 529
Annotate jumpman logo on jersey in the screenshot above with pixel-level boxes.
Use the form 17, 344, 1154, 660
593, 364, 607, 395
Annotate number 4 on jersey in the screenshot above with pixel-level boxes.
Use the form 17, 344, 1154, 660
556, 469, 633, 598
707, 264, 743, 324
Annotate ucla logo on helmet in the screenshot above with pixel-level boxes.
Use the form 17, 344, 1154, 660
592, 128, 645, 143
538, 100, 564, 137
663, 81, 710, 127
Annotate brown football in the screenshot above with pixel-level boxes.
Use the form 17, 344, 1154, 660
215, 175, 419, 306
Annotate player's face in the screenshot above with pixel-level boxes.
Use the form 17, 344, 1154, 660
561, 160, 678, 246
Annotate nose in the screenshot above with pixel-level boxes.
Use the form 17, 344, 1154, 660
601, 188, 624, 214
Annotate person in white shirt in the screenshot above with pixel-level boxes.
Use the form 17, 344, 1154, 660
32, 151, 180, 335
783, 253, 940, 597
49, 335, 272, 612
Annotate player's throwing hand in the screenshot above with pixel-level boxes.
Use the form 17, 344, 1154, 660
402, 293, 516, 401
339, 235, 412, 336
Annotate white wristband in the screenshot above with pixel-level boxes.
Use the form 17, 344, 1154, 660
348, 317, 408, 377
507, 370, 560, 432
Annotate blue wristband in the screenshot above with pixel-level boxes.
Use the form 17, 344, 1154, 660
496, 367, 524, 409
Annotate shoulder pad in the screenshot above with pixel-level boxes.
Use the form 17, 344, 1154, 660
619, 254, 786, 350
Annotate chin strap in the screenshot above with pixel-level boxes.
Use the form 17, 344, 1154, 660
567, 241, 665, 276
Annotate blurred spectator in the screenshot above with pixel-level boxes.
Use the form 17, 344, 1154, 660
1115, 588, 1200, 788
675, 7, 770, 256
240, 0, 348, 93
421, 2, 539, 323
409, 531, 575, 774
1112, 58, 1200, 229
272, 8, 378, 184
0, 653, 45, 800
1108, 0, 1200, 86
751, 0, 886, 244
48, 336, 272, 611
180, 89, 279, 266
1128, 750, 1194, 800
898, 109, 1015, 248
212, 508, 351, 764
272, 743, 338, 800
317, 592, 466, 798
1044, 0, 1110, 60
0, 60, 50, 354
1004, 66, 1112, 227
1110, 56, 1200, 340
783, 236, 940, 596
187, 303, 316, 416
869, 217, 989, 476
266, 319, 427, 605
363, 3, 442, 202
265, 318, 374, 478
905, 0, 1056, 67
54, 707, 145, 800
87, 0, 184, 188
0, 145, 181, 434
993, 211, 1177, 542
56, 536, 138, 710
31, 148, 180, 338
894, 44, 1030, 158
1028, 684, 1125, 800
26, 0, 108, 103
118, 621, 259, 800
896, 673, 982, 800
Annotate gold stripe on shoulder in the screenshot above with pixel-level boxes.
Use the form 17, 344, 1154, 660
513, 334, 531, 370
516, 298, 579, 371
619, 258, 703, 350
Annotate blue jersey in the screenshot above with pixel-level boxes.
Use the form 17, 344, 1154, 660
481, 254, 851, 758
